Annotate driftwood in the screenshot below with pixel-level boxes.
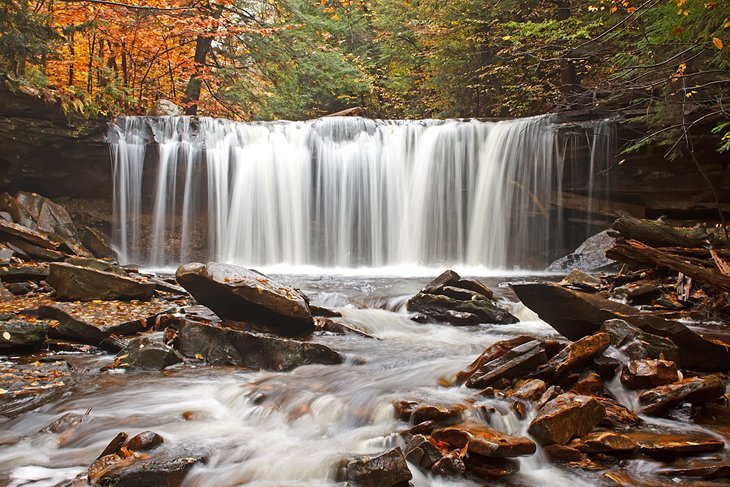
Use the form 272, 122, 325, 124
606, 239, 730, 293
551, 191, 646, 218
323, 107, 365, 118
612, 215, 726, 249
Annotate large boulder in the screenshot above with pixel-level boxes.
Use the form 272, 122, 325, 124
510, 282, 730, 371
48, 262, 155, 301
528, 393, 605, 445
546, 230, 617, 273
176, 263, 314, 335
601, 319, 681, 364
407, 270, 517, 325
166, 317, 342, 371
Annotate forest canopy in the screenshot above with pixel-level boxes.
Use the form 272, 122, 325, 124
0, 0, 728, 151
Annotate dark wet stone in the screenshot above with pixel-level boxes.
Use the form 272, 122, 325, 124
400, 420, 436, 437
0, 321, 47, 352
176, 262, 314, 336
626, 430, 724, 457
467, 340, 547, 389
82, 226, 116, 260
639, 375, 726, 416
97, 432, 129, 458
40, 411, 89, 434
422, 269, 461, 294
309, 304, 342, 318
404, 434, 442, 469
48, 262, 155, 301
535, 385, 563, 411
432, 423, 536, 458
601, 319, 681, 363
341, 447, 413, 487
464, 454, 519, 479
559, 270, 602, 292
510, 283, 730, 371
0, 263, 49, 282
0, 218, 58, 250
0, 280, 12, 301
507, 379, 547, 401
314, 317, 375, 338
113, 338, 183, 371
4, 281, 37, 295
532, 333, 611, 385
592, 354, 621, 379
569, 371, 605, 396
594, 397, 640, 429
456, 336, 535, 385
455, 278, 494, 300
126, 431, 164, 452
407, 292, 517, 326
570, 431, 638, 454
543, 444, 586, 463
89, 448, 206, 487
169, 318, 342, 371
392, 401, 463, 425
528, 393, 606, 445
659, 460, 730, 479
620, 359, 678, 389
430, 453, 466, 476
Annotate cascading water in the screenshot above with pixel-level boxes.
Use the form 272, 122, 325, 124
108, 115, 614, 269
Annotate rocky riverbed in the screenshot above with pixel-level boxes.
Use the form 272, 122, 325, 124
1, 191, 729, 486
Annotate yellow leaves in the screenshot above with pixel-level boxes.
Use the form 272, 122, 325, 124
671, 62, 686, 82
712, 37, 724, 49
627, 7, 637, 14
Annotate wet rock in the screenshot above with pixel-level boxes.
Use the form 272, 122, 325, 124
400, 420, 436, 437
97, 432, 128, 458
169, 318, 342, 371
4, 281, 37, 295
535, 385, 563, 410
0, 320, 47, 352
112, 338, 183, 371
126, 431, 164, 452
456, 335, 535, 384
89, 448, 206, 487
466, 340, 547, 389
594, 397, 640, 428
620, 359, 678, 389
626, 430, 724, 457
430, 452, 466, 476
601, 319, 681, 363
507, 379, 547, 401
432, 423, 536, 457
0, 218, 59, 250
510, 283, 729, 371
659, 460, 730, 479
464, 455, 519, 479
0, 360, 71, 416
569, 371, 605, 396
422, 269, 460, 294
82, 226, 116, 259
528, 393, 606, 445
546, 230, 617, 273
612, 280, 660, 304
5, 236, 64, 261
392, 401, 463, 424
570, 431, 638, 454
40, 410, 90, 434
64, 257, 126, 276
48, 262, 155, 301
404, 434, 442, 469
559, 270, 603, 292
340, 447, 412, 487
309, 304, 342, 318
0, 263, 49, 282
314, 317, 375, 338
532, 333, 611, 385
543, 444, 585, 463
176, 262, 314, 335
639, 375, 726, 416
454, 278, 494, 300
407, 292, 517, 326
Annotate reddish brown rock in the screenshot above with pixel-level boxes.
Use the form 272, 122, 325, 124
532, 333, 611, 384
594, 397, 640, 428
639, 375, 726, 416
535, 385, 563, 410
528, 393, 606, 445
626, 431, 724, 456
392, 401, 463, 425
620, 359, 678, 389
570, 431, 638, 454
466, 340, 547, 388
601, 319, 681, 363
432, 423, 536, 458
543, 444, 585, 463
507, 379, 547, 402
341, 447, 413, 487
569, 371, 605, 396
456, 336, 535, 384
126, 431, 164, 452
659, 460, 730, 479
48, 262, 155, 301
464, 455, 519, 479
404, 435, 442, 470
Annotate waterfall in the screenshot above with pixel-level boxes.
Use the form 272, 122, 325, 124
107, 115, 614, 270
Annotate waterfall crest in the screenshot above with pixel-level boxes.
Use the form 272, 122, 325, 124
108, 115, 613, 270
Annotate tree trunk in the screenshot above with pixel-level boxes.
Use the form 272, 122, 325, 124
182, 34, 213, 115
554, 1, 583, 101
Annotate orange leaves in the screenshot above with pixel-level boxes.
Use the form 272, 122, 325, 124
712, 37, 723, 49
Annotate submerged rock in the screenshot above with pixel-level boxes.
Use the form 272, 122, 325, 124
176, 262, 315, 335
626, 430, 724, 457
48, 262, 155, 301
112, 338, 184, 371
638, 375, 726, 416
407, 270, 517, 325
339, 447, 413, 487
528, 393, 605, 445
167, 317, 342, 370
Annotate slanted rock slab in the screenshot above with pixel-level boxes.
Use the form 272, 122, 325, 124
528, 393, 605, 445
0, 320, 48, 352
176, 262, 314, 335
639, 375, 726, 416
620, 359, 678, 389
48, 262, 155, 301
532, 333, 611, 384
432, 423, 536, 458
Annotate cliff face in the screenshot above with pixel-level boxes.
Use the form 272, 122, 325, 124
0, 80, 111, 199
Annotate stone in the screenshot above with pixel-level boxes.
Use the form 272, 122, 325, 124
467, 340, 547, 389
546, 230, 617, 273
626, 430, 724, 457
0, 263, 49, 282
126, 431, 164, 452
113, 338, 184, 371
535, 385, 563, 410
41, 411, 89, 435
309, 304, 342, 318
569, 371, 605, 396
392, 401, 463, 424
543, 444, 585, 463
464, 455, 519, 479
456, 336, 535, 384
601, 319, 681, 363
407, 292, 518, 326
5, 237, 65, 261
612, 280, 660, 303
432, 423, 536, 458
4, 281, 37, 295
0, 280, 12, 301
430, 453, 466, 476
89, 448, 206, 487
594, 397, 640, 428
532, 333, 611, 385
64, 257, 126, 275
507, 379, 547, 401
570, 431, 638, 454
48, 262, 155, 301
454, 278, 494, 300
639, 375, 726, 416
149, 99, 183, 116
0, 218, 59, 249
168, 318, 342, 371
422, 269, 461, 294
592, 354, 621, 379
97, 432, 129, 458
404, 434, 442, 470
659, 460, 730, 479
0, 321, 48, 352
510, 282, 730, 371
341, 447, 412, 487
176, 263, 314, 335
559, 270, 603, 292
528, 393, 606, 445
620, 359, 678, 389
82, 226, 116, 259
314, 317, 375, 338
0, 243, 13, 264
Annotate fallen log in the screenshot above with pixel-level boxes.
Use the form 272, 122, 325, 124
323, 107, 365, 118
606, 239, 730, 294
612, 215, 726, 249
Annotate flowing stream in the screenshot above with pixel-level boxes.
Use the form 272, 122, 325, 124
1, 274, 726, 486
108, 116, 614, 269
